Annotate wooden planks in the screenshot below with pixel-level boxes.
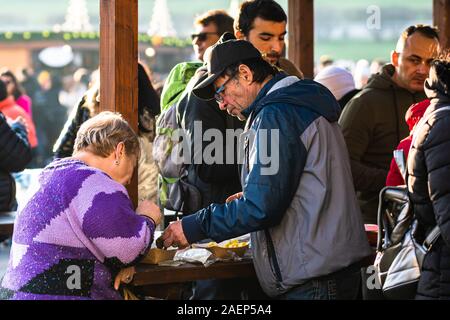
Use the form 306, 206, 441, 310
288, 0, 314, 79
434, 0, 450, 50
99, 0, 138, 206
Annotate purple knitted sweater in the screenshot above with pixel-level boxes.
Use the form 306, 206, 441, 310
0, 158, 155, 300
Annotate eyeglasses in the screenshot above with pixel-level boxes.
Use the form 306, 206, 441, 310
214, 74, 236, 103
191, 32, 220, 42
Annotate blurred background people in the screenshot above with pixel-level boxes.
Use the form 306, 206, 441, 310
59, 68, 90, 117
353, 59, 371, 89
32, 71, 66, 167
0, 79, 37, 150
54, 62, 160, 203
0, 69, 32, 117
314, 65, 360, 111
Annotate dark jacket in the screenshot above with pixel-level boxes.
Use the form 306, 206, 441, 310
339, 64, 426, 223
182, 74, 371, 297
53, 96, 91, 159
338, 89, 360, 111
408, 70, 450, 299
0, 112, 31, 211
176, 67, 244, 213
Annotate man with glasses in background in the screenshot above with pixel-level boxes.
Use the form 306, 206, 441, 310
191, 10, 234, 62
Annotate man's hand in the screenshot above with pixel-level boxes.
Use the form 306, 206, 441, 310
161, 220, 189, 249
136, 200, 162, 226
226, 191, 243, 203
114, 266, 135, 290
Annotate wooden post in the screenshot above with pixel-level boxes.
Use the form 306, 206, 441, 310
433, 0, 450, 50
288, 0, 314, 79
100, 0, 138, 206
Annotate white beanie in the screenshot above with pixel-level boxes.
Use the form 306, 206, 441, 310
314, 66, 355, 101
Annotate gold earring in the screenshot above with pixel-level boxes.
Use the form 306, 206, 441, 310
115, 160, 119, 166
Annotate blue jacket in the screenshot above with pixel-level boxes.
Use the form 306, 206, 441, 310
182, 74, 371, 297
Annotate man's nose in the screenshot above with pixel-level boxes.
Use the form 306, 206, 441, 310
271, 39, 284, 54
417, 63, 429, 74
192, 37, 201, 46
218, 101, 227, 110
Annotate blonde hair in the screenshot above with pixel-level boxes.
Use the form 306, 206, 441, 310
74, 111, 140, 158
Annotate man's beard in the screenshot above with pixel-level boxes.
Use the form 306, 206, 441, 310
261, 51, 281, 65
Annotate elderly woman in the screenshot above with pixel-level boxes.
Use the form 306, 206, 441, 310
0, 112, 161, 300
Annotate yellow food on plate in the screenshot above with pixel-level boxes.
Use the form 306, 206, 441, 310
222, 239, 249, 248
207, 241, 218, 247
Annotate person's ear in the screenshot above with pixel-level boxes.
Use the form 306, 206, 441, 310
391, 50, 399, 67
235, 30, 245, 40
115, 142, 125, 163
239, 64, 253, 84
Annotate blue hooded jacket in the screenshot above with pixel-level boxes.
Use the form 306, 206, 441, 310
182, 74, 371, 297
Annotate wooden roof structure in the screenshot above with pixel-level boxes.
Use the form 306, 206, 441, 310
99, 0, 450, 206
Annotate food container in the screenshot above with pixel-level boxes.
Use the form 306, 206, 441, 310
140, 248, 177, 264
206, 245, 249, 259
194, 239, 249, 259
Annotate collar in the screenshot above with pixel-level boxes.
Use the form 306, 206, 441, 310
241, 72, 287, 119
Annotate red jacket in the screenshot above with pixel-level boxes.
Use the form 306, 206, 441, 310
0, 96, 38, 148
386, 99, 430, 186
386, 137, 412, 186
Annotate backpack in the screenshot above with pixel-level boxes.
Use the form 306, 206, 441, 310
153, 62, 202, 214
374, 106, 450, 299
159, 62, 203, 113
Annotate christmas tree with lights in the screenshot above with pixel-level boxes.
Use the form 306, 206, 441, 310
147, 0, 177, 37
61, 0, 93, 32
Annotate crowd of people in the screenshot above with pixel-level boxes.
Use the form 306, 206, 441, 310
0, 0, 449, 300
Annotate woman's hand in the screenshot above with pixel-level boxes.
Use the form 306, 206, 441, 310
136, 200, 162, 226
114, 266, 135, 290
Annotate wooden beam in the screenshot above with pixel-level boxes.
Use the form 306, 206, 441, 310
434, 0, 450, 50
99, 0, 138, 206
288, 0, 314, 78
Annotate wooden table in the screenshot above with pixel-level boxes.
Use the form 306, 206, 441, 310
131, 259, 258, 299
0, 211, 15, 237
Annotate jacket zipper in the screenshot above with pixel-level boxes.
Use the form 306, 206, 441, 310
244, 113, 282, 287
264, 230, 283, 286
